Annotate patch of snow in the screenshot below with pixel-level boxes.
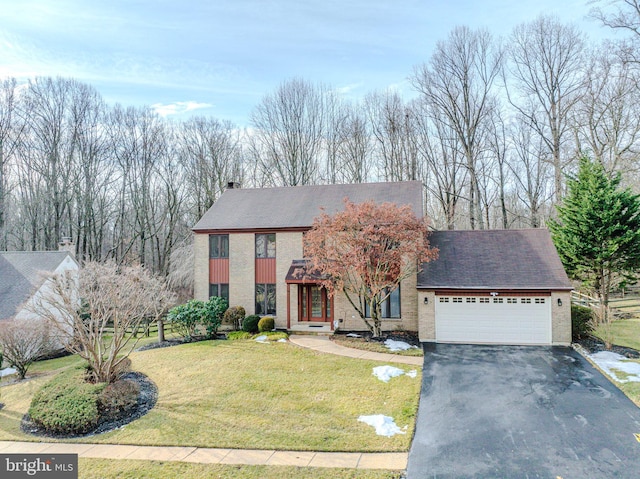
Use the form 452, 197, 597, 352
384, 339, 418, 352
0, 367, 16, 378
358, 415, 406, 437
588, 351, 640, 383
346, 333, 361, 338
373, 365, 405, 382
254, 335, 268, 343
277, 338, 287, 343
372, 366, 418, 382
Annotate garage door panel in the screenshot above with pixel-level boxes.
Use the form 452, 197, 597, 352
436, 297, 551, 345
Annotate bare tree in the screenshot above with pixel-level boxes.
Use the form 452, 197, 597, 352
575, 45, 640, 177
0, 320, 54, 380
366, 90, 420, 182
0, 78, 24, 250
34, 261, 175, 383
179, 117, 244, 220
412, 26, 503, 229
508, 114, 552, 228
250, 78, 326, 186
335, 102, 371, 183
412, 98, 466, 230
590, 0, 640, 63
506, 15, 585, 202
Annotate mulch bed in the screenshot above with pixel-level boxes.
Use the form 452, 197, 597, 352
332, 329, 421, 347
21, 371, 158, 439
576, 336, 640, 359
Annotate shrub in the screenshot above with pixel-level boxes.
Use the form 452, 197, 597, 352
227, 331, 251, 340
167, 300, 205, 340
258, 316, 275, 332
29, 368, 105, 435
223, 306, 246, 330
203, 297, 228, 338
242, 315, 261, 333
572, 304, 593, 340
98, 379, 140, 421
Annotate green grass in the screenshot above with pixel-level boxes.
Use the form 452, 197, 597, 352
593, 317, 640, 351
589, 315, 640, 406
78, 459, 402, 479
0, 340, 421, 453
331, 337, 423, 357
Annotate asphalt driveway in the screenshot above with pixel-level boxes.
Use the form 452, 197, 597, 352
407, 344, 640, 478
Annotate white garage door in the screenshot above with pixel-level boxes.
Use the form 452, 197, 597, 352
435, 296, 551, 345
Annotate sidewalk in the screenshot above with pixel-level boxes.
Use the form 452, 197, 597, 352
289, 334, 424, 366
0, 441, 407, 470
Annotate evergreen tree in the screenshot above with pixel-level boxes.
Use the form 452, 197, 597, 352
549, 156, 640, 324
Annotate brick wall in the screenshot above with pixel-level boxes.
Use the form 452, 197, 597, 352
193, 233, 209, 301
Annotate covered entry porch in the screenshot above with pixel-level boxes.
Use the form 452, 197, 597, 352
285, 260, 334, 332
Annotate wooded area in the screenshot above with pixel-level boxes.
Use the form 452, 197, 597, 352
1, 10, 639, 283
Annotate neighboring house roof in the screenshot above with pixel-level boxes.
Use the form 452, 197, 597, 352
0, 251, 76, 321
193, 181, 424, 231
417, 229, 573, 291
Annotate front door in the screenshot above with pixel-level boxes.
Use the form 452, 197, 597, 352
299, 285, 332, 322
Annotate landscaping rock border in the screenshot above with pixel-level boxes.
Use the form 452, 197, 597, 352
577, 336, 640, 359
21, 371, 158, 439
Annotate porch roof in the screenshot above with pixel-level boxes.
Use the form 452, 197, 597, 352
285, 260, 328, 284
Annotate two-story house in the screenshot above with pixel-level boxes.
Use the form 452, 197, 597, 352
193, 181, 572, 345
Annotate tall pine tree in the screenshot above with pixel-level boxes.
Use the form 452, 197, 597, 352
549, 156, 640, 324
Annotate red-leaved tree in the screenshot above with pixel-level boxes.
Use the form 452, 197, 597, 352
303, 200, 438, 337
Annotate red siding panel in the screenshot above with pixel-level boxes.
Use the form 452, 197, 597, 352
255, 258, 276, 283
209, 259, 229, 283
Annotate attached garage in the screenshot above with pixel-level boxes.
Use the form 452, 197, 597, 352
434, 294, 551, 345
417, 229, 573, 346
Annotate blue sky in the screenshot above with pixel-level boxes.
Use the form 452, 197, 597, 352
0, 0, 609, 126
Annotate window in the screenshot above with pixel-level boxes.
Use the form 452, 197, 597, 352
256, 234, 276, 258
493, 297, 504, 304
535, 298, 546, 304
521, 298, 532, 304
365, 286, 401, 319
452, 297, 463, 303
209, 283, 229, 303
255, 284, 276, 315
209, 234, 229, 259
466, 297, 476, 303
479, 297, 490, 304
507, 298, 517, 304
439, 297, 450, 303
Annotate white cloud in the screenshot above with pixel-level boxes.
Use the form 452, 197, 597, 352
334, 82, 363, 95
151, 101, 213, 117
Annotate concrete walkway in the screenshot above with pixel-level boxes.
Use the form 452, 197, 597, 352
289, 334, 424, 366
0, 441, 407, 470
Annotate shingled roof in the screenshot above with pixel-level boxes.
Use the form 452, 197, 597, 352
418, 229, 572, 291
0, 251, 75, 321
193, 181, 423, 231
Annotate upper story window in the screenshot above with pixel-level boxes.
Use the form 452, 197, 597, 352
209, 234, 229, 259
256, 233, 276, 258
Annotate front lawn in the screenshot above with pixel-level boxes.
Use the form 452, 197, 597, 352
78, 459, 402, 479
0, 340, 420, 453
593, 317, 640, 351
589, 317, 640, 406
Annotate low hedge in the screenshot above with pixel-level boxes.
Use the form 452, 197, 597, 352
258, 316, 275, 332
29, 368, 106, 435
571, 304, 593, 340
242, 315, 261, 333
